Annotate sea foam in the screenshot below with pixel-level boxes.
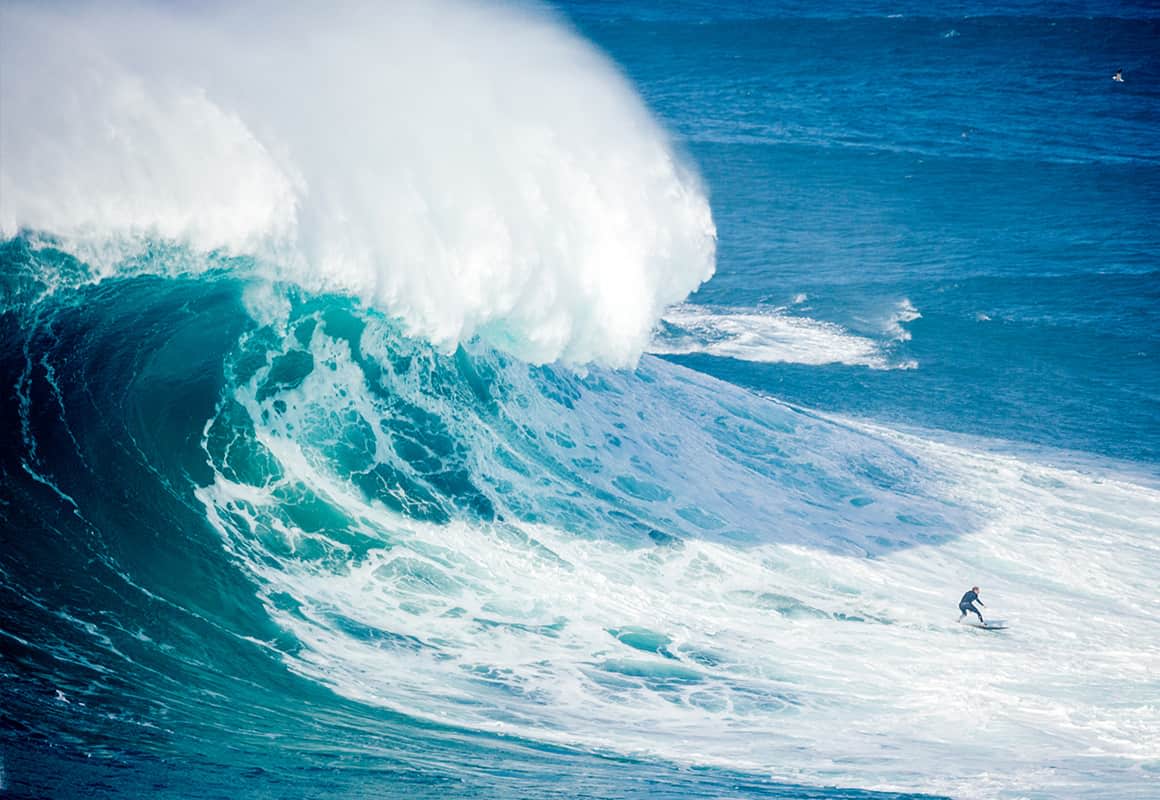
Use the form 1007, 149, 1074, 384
0, 0, 716, 367
650, 303, 917, 370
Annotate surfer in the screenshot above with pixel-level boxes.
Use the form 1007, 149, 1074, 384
958, 586, 985, 624
1113, 69, 1124, 83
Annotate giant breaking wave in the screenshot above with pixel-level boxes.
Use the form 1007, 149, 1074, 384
3, 3, 1159, 800
0, 0, 715, 367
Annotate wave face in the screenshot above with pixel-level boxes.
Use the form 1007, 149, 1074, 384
0, 0, 715, 367
4, 245, 1160, 799
3, 2, 1160, 800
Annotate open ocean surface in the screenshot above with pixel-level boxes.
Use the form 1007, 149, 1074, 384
1, 1, 1157, 798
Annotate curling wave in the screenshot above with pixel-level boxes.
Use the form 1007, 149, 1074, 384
3, 3, 1160, 799
0, 0, 715, 367
3, 250, 1158, 799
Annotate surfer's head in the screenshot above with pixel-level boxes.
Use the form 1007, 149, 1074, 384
972, 586, 979, 592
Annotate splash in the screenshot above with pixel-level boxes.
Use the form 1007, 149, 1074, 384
0, 0, 716, 366
650, 303, 916, 370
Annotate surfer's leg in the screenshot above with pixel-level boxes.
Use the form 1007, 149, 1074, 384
971, 605, 984, 623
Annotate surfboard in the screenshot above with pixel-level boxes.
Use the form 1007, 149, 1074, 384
960, 619, 1007, 631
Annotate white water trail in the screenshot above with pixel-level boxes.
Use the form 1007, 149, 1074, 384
0, 0, 716, 367
651, 303, 916, 370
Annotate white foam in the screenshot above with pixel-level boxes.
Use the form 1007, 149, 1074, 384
883, 297, 921, 341
650, 303, 913, 369
0, 0, 715, 367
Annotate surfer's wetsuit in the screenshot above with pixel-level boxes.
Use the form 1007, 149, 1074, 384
958, 590, 984, 623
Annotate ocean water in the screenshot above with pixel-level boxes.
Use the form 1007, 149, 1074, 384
1, 2, 1157, 799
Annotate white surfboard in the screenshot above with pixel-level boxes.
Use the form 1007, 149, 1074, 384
960, 618, 1007, 631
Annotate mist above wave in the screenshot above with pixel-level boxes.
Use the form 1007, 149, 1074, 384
0, 0, 716, 367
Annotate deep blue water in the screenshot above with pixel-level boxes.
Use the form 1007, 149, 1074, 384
567, 1, 1160, 463
2, 2, 1158, 799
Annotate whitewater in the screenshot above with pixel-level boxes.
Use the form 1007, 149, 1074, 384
0, 0, 714, 366
2, 2, 1158, 800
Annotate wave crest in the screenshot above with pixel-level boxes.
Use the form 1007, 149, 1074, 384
0, 0, 716, 366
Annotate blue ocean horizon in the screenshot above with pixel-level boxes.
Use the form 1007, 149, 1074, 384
1, 2, 1157, 798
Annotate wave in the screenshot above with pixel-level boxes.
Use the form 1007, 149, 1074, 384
649, 302, 918, 369
3, 258, 1158, 798
3, 3, 1159, 798
0, 0, 715, 367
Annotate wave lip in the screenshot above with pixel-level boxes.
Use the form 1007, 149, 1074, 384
0, 0, 716, 367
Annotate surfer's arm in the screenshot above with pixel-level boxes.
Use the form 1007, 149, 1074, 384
978, 599, 985, 606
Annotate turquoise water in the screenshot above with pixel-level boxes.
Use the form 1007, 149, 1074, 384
2, 2, 1158, 799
